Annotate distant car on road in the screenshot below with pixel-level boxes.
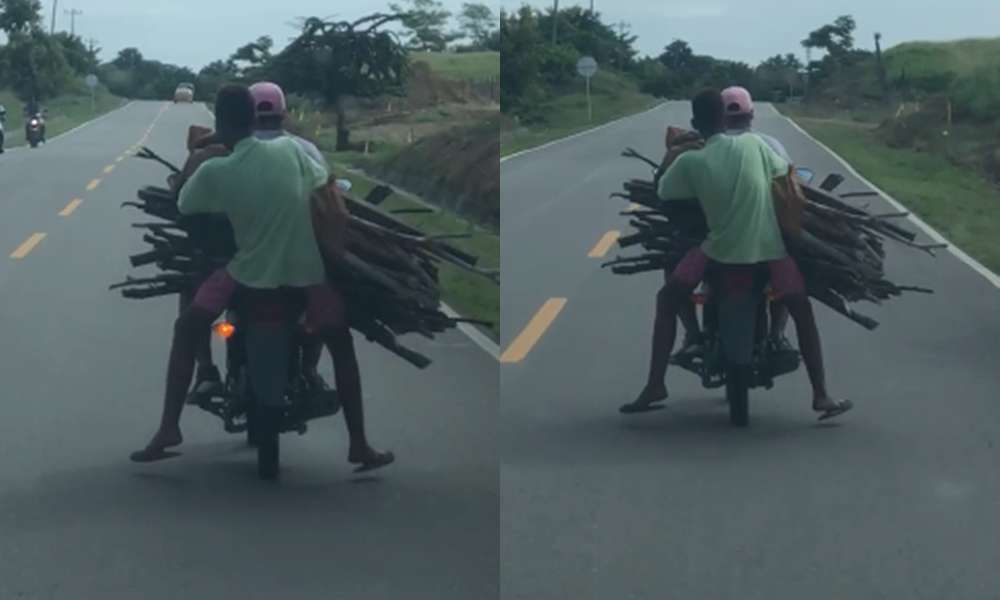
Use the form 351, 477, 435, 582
174, 83, 195, 103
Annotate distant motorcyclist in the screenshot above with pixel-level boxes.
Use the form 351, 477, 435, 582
24, 100, 46, 145
131, 84, 394, 471
620, 89, 852, 421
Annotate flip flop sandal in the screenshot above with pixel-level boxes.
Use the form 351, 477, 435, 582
352, 451, 396, 473
619, 400, 667, 414
817, 399, 854, 422
129, 447, 183, 463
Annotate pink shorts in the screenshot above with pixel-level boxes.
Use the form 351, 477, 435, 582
192, 269, 346, 330
671, 248, 806, 298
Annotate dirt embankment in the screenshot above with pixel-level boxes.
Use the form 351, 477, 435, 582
366, 117, 499, 229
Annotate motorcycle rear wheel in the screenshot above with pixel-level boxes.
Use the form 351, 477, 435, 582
726, 366, 750, 427
256, 406, 282, 480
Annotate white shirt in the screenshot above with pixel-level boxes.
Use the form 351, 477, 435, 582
253, 129, 327, 168
726, 129, 792, 163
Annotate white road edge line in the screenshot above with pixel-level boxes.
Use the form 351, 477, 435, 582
201, 104, 502, 359
500, 102, 667, 164
773, 105, 1000, 290
441, 303, 500, 359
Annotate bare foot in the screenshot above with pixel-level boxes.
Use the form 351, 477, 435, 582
620, 383, 669, 414
813, 396, 854, 421
130, 429, 184, 463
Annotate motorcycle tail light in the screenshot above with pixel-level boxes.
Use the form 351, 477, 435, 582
691, 292, 707, 305
214, 321, 236, 339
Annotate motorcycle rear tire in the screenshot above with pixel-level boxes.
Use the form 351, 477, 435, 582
726, 366, 750, 427
257, 407, 281, 480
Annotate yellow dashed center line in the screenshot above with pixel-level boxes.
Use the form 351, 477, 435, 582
588, 230, 621, 258
104, 164, 116, 174
86, 179, 101, 191
500, 298, 568, 364
59, 199, 83, 217
11, 233, 46, 259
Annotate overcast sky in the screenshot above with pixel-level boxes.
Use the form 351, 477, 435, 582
52, 0, 1000, 70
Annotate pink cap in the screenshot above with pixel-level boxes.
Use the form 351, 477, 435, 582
249, 82, 287, 118
721, 86, 754, 116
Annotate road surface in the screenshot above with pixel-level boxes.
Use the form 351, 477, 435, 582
0, 101, 497, 599
500, 102, 1000, 599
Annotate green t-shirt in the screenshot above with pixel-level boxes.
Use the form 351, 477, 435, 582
657, 133, 789, 264
178, 136, 330, 288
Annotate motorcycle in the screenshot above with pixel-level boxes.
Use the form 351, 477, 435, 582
26, 114, 45, 148
669, 168, 845, 426
193, 286, 342, 480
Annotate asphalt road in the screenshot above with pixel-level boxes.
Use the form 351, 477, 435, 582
500, 102, 1000, 599
0, 101, 497, 599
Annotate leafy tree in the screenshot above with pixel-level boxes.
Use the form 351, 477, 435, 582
536, 7, 637, 71
52, 32, 98, 75
0, 30, 72, 101
499, 6, 544, 111
196, 59, 240, 101
458, 3, 497, 49
0, 0, 42, 35
268, 14, 409, 150
756, 53, 804, 99
112, 47, 144, 70
230, 35, 273, 79
390, 0, 458, 52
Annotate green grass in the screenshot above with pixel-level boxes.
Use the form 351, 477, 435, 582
0, 86, 122, 147
785, 115, 1000, 273
500, 70, 659, 156
329, 159, 500, 340
886, 37, 1000, 80
412, 51, 499, 81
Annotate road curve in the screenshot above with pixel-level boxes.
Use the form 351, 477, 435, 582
500, 101, 1000, 600
0, 101, 497, 600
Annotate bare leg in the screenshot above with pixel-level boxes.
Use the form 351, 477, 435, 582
782, 295, 848, 413
678, 299, 701, 347
320, 326, 393, 469
769, 302, 791, 341
131, 307, 216, 461
622, 281, 690, 412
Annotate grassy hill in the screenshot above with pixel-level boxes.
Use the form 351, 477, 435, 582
885, 37, 1000, 79
412, 51, 499, 81
501, 69, 659, 156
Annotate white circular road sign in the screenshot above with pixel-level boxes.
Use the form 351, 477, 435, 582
576, 56, 598, 78
85, 74, 99, 89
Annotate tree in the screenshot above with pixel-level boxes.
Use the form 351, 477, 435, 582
268, 14, 409, 150
390, 0, 458, 52
458, 3, 496, 48
757, 53, 804, 99
196, 59, 240, 101
0, 30, 72, 101
53, 32, 98, 75
112, 47, 144, 70
0, 0, 42, 35
230, 35, 273, 78
499, 6, 544, 112
536, 7, 637, 71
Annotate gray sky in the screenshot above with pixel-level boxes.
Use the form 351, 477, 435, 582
59, 0, 489, 70
502, 0, 1000, 64
54, 0, 1000, 70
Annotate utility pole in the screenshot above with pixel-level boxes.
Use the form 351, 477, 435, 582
590, 0, 594, 12
65, 8, 82, 36
874, 32, 888, 96
552, 0, 559, 44
50, 0, 58, 34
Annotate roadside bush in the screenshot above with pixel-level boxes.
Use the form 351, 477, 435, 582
951, 66, 1000, 122
539, 44, 579, 87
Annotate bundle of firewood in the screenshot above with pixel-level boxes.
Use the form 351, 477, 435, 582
110, 147, 497, 369
603, 148, 943, 329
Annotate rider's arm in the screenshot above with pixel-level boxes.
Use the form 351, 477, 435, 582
656, 153, 697, 201
177, 160, 223, 215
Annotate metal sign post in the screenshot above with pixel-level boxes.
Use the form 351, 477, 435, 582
576, 56, 598, 123
85, 74, 98, 112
